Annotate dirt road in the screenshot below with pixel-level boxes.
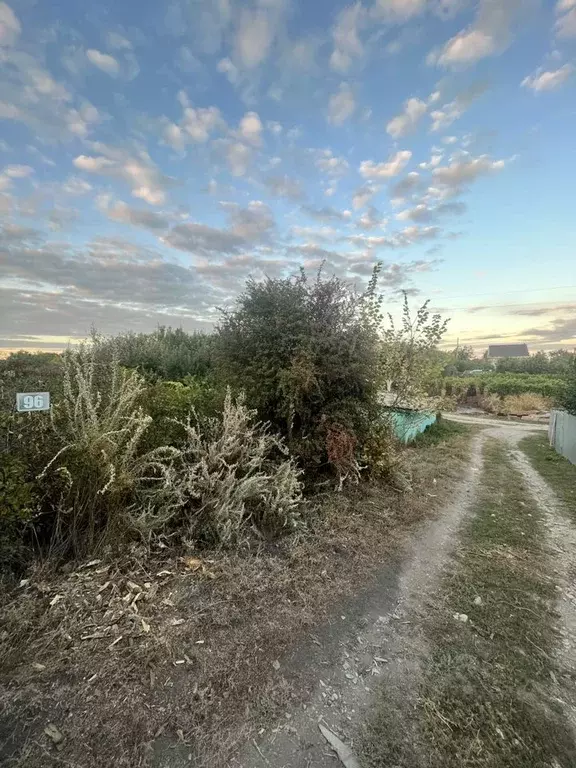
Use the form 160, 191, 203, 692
232, 420, 575, 768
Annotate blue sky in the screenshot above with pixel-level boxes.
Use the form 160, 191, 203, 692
1, 0, 575, 352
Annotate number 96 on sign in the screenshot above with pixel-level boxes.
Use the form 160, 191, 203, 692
16, 392, 51, 412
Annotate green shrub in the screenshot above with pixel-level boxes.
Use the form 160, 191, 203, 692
0, 453, 35, 577
216, 267, 383, 478
90, 327, 215, 382
140, 378, 225, 451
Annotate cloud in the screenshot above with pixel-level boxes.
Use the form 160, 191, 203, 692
330, 2, 366, 73
290, 225, 336, 242
102, 199, 171, 231
3, 164, 33, 178
390, 171, 421, 200
86, 49, 120, 77
226, 200, 275, 239
359, 150, 412, 179
328, 82, 356, 125
508, 303, 576, 317
387, 97, 427, 138
264, 175, 305, 201
0, 227, 223, 320
432, 153, 507, 192
74, 145, 174, 205
352, 183, 379, 210
233, 0, 288, 71
163, 200, 275, 257
163, 100, 226, 153
344, 226, 440, 249
556, 0, 576, 37
238, 111, 263, 146
430, 81, 489, 131
522, 64, 574, 92
0, 2, 20, 47
356, 206, 387, 230
396, 200, 466, 222
315, 149, 350, 177
0, 50, 101, 140
162, 223, 246, 257
302, 204, 351, 222
224, 141, 252, 177
430, 0, 533, 68
372, 0, 427, 22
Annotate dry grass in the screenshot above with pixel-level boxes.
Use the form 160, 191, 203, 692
479, 392, 551, 417
0, 428, 473, 768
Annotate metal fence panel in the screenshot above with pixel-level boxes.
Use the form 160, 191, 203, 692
549, 410, 576, 466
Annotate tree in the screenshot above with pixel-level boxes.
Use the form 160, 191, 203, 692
380, 294, 448, 406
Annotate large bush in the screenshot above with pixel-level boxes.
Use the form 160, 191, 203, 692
216, 268, 383, 473
38, 347, 182, 557
168, 388, 303, 546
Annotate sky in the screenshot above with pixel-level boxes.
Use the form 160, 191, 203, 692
0, 0, 575, 354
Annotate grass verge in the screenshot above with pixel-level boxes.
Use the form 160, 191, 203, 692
411, 415, 470, 447
520, 433, 576, 520
0, 427, 473, 768
361, 438, 574, 768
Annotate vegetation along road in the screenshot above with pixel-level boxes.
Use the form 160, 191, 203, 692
232, 420, 576, 768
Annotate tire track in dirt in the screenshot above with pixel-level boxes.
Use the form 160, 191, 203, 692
232, 433, 485, 768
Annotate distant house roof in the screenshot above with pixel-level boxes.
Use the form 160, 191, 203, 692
487, 343, 529, 358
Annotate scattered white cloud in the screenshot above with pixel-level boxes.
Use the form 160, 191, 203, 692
74, 145, 174, 205
106, 31, 133, 50
264, 175, 304, 201
357, 206, 387, 230
225, 142, 252, 177
163, 101, 225, 151
315, 149, 350, 177
359, 150, 412, 179
396, 200, 466, 222
387, 97, 427, 138
233, 0, 288, 71
102, 199, 170, 231
0, 1, 20, 47
430, 81, 489, 131
522, 63, 574, 91
390, 171, 421, 200
352, 183, 379, 210
556, 0, 576, 38
328, 82, 356, 125
432, 153, 507, 192
419, 151, 444, 170
238, 111, 263, 146
3, 164, 33, 178
267, 120, 283, 135
86, 49, 120, 77
372, 0, 427, 22
330, 2, 366, 73
429, 0, 533, 68
217, 57, 239, 84
0, 49, 101, 140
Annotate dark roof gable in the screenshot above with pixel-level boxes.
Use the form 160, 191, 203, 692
487, 343, 529, 358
